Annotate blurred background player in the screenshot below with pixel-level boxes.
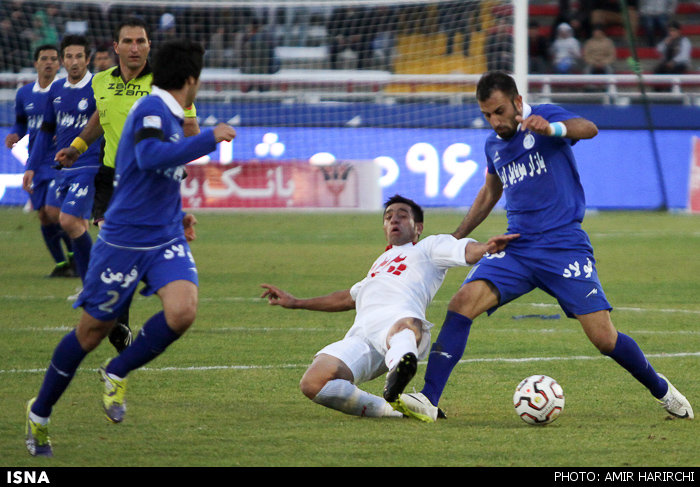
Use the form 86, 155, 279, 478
27, 35, 100, 288
91, 43, 115, 73
7, 44, 75, 278
260, 194, 517, 418
25, 38, 236, 458
55, 17, 200, 353
395, 71, 693, 423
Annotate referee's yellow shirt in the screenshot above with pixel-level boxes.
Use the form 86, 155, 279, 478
92, 63, 197, 169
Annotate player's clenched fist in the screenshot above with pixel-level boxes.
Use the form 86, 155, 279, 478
214, 123, 236, 143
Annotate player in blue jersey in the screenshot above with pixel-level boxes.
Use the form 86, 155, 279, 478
395, 71, 693, 422
28, 35, 101, 284
5, 44, 75, 278
24, 39, 236, 457
54, 17, 202, 353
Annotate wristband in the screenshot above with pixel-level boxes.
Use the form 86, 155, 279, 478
548, 122, 567, 137
70, 137, 88, 155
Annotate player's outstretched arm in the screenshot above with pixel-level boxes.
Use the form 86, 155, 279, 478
452, 172, 503, 239
136, 123, 236, 171
213, 123, 236, 143
464, 233, 520, 265
517, 115, 598, 141
260, 284, 355, 312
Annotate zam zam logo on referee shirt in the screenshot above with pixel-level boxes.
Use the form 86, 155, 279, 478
107, 80, 149, 97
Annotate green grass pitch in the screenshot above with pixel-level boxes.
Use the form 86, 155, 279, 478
0, 207, 698, 467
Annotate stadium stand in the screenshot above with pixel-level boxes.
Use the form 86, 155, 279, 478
528, 0, 700, 73
0, 0, 698, 104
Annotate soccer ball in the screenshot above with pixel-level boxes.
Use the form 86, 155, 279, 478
513, 375, 565, 425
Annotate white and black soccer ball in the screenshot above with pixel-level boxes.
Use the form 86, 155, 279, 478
513, 375, 565, 425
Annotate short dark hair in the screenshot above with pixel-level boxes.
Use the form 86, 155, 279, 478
94, 43, 111, 54
383, 194, 424, 223
60, 35, 90, 59
114, 16, 150, 42
33, 44, 58, 61
476, 71, 519, 102
152, 39, 205, 90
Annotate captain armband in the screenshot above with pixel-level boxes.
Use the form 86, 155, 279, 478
70, 137, 88, 155
548, 122, 567, 137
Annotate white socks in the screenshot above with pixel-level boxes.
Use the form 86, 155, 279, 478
384, 328, 418, 371
310, 328, 420, 418
313, 379, 403, 418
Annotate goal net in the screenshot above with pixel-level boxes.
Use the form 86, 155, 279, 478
0, 0, 521, 210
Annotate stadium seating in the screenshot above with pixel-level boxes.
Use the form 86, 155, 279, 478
527, 0, 700, 73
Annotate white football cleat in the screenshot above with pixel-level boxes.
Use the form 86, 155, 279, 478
394, 392, 439, 423
657, 374, 693, 419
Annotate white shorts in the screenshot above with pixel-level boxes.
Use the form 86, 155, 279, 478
316, 321, 432, 385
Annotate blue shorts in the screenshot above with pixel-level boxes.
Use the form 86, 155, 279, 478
51, 169, 96, 219
74, 235, 198, 321
28, 177, 53, 210
464, 227, 612, 318
46, 177, 65, 209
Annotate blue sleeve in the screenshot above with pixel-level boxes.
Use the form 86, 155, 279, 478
132, 106, 217, 170
10, 89, 27, 137
135, 130, 217, 170
26, 127, 52, 172
25, 93, 56, 172
535, 104, 580, 146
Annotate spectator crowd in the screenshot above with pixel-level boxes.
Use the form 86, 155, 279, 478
0, 0, 694, 75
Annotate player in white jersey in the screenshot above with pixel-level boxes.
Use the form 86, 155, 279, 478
260, 194, 517, 418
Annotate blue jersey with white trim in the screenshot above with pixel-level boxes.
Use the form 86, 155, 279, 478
100, 88, 217, 247
485, 103, 585, 235
13, 79, 59, 182
28, 73, 101, 174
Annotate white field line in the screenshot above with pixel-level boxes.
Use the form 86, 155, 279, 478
2, 296, 698, 375
2, 294, 700, 315
4, 326, 700, 336
2, 352, 699, 376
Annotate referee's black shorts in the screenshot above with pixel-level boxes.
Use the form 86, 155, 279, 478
91, 164, 114, 225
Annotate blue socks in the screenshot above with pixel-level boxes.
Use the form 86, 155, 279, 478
40, 223, 67, 265
605, 332, 668, 399
70, 231, 92, 281
106, 311, 180, 378
421, 311, 472, 406
32, 330, 87, 418
31, 312, 182, 418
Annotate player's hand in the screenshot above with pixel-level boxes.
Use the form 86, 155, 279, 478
5, 133, 20, 149
54, 146, 80, 168
183, 213, 197, 242
213, 123, 236, 143
465, 233, 520, 264
22, 170, 34, 194
516, 114, 551, 135
260, 283, 298, 309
